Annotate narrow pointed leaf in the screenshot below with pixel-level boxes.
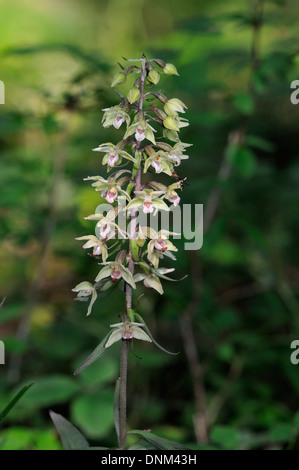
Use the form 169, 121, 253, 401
50, 410, 89, 450
74, 332, 112, 375
128, 430, 188, 450
0, 383, 33, 424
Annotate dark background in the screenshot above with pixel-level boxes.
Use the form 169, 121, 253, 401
1, 0, 299, 449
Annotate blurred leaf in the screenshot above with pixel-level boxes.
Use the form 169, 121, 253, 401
211, 426, 240, 449
71, 390, 114, 439
230, 147, 257, 177
77, 356, 118, 388
233, 93, 255, 115
246, 135, 275, 152
128, 430, 188, 450
128, 439, 158, 450
50, 410, 89, 450
270, 423, 293, 443
5, 44, 109, 70
0, 303, 23, 325
15, 376, 79, 410
0, 384, 33, 424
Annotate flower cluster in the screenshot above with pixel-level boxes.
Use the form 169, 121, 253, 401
73, 55, 190, 336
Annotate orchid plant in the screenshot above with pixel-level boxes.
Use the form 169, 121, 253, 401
51, 55, 191, 451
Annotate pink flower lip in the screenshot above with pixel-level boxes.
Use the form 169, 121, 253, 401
100, 224, 110, 238
143, 200, 153, 214
169, 192, 180, 206
111, 269, 121, 282
152, 159, 162, 173
106, 187, 118, 203
154, 239, 167, 252
93, 245, 102, 256
113, 115, 125, 129
169, 153, 181, 166
135, 127, 145, 141
123, 330, 133, 340
108, 152, 119, 167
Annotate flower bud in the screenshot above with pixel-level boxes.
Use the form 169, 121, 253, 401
111, 72, 126, 87
152, 58, 166, 68
164, 98, 187, 116
163, 116, 179, 131
152, 108, 167, 120
163, 63, 179, 76
148, 70, 160, 85
127, 87, 141, 104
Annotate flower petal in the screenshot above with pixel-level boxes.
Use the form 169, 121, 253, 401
95, 265, 112, 282
105, 329, 123, 348
131, 326, 152, 343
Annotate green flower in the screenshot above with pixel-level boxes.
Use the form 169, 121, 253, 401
126, 189, 169, 214
124, 119, 156, 144
102, 105, 130, 129
72, 282, 97, 316
85, 170, 131, 203
92, 142, 137, 170
144, 150, 174, 176
85, 207, 127, 239
75, 235, 109, 262
164, 98, 187, 116
95, 260, 136, 288
144, 229, 178, 269
105, 320, 152, 348
134, 268, 175, 295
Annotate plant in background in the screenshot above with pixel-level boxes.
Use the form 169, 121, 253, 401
51, 55, 190, 450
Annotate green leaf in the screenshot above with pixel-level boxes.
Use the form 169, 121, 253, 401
270, 423, 293, 442
211, 425, 240, 449
293, 411, 299, 428
74, 332, 111, 375
0, 303, 23, 325
81, 446, 110, 450
14, 376, 78, 410
50, 410, 89, 450
71, 390, 114, 438
128, 439, 159, 450
246, 135, 275, 152
233, 93, 255, 115
229, 147, 257, 178
134, 313, 179, 356
77, 356, 118, 388
128, 430, 187, 450
0, 384, 33, 424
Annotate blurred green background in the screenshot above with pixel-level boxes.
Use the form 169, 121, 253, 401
1, 0, 299, 450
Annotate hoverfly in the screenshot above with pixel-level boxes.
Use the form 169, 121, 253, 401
172, 171, 189, 191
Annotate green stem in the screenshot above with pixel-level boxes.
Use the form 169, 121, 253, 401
118, 55, 146, 450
